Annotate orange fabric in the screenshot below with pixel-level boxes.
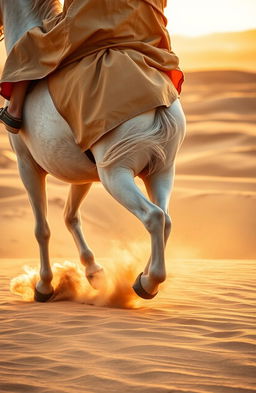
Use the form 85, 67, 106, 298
0, 0, 184, 150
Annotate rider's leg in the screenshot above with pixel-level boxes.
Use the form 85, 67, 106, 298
0, 80, 30, 133
7, 80, 30, 118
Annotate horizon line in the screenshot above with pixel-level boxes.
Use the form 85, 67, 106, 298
170, 27, 256, 38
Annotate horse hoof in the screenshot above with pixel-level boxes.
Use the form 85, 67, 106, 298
86, 268, 105, 290
34, 287, 54, 302
132, 272, 158, 300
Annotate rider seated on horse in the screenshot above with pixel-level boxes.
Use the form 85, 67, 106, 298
0, 0, 183, 140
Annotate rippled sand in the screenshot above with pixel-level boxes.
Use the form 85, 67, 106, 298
1, 258, 256, 393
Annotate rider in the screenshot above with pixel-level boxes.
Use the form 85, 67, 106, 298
0, 0, 184, 148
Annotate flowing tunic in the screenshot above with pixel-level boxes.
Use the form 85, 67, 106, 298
0, 0, 184, 150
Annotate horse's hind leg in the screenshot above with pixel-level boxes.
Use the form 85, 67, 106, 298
64, 183, 103, 287
91, 163, 166, 298
142, 165, 175, 275
16, 154, 53, 300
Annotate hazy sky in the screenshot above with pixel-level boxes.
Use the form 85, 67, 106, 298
58, 1, 256, 37
166, 0, 256, 36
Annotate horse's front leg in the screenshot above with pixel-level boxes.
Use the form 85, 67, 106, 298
16, 152, 53, 301
64, 183, 103, 288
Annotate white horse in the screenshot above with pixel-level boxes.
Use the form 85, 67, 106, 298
0, 0, 186, 301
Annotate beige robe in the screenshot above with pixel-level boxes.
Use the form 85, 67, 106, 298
0, 0, 184, 150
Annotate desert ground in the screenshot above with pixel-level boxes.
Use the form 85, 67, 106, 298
0, 33, 256, 393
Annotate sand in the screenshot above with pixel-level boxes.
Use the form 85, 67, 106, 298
0, 68, 256, 392
1, 258, 256, 393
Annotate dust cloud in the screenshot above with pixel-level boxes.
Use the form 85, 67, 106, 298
10, 244, 150, 308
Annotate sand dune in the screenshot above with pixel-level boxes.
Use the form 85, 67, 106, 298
172, 29, 256, 71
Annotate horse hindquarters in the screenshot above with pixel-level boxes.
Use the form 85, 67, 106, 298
90, 99, 186, 297
97, 98, 186, 176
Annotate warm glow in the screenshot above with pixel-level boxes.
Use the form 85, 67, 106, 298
59, 0, 256, 37
166, 0, 256, 36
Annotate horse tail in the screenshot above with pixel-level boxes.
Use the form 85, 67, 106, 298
98, 106, 180, 174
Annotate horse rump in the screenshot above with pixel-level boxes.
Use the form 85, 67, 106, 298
98, 105, 181, 175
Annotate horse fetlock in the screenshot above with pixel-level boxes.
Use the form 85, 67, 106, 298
80, 249, 95, 266
39, 269, 53, 283
36, 279, 53, 295
148, 268, 166, 284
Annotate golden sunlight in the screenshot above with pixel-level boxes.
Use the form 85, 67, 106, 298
59, 0, 256, 36
166, 0, 256, 36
